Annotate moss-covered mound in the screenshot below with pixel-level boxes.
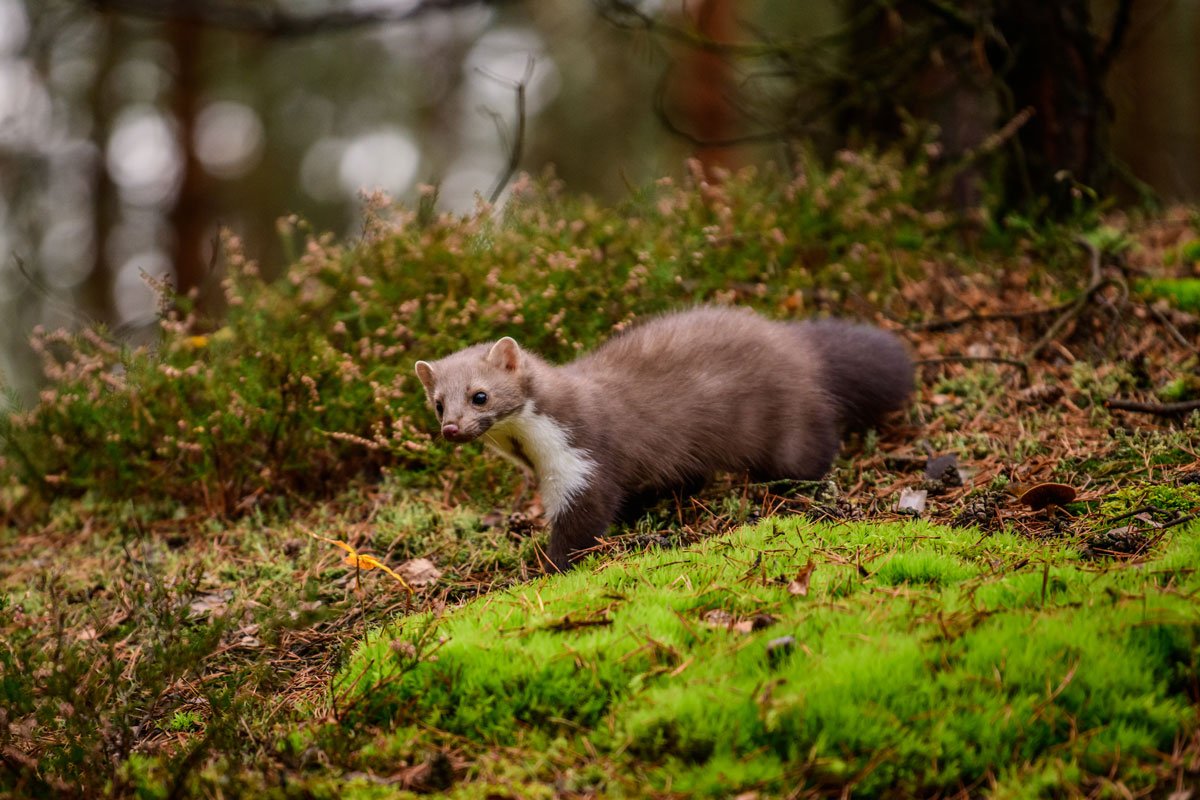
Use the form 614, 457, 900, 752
343, 517, 1200, 798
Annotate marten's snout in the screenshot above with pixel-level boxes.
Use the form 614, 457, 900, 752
441, 422, 476, 443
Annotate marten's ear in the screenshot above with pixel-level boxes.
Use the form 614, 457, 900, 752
414, 361, 436, 392
487, 337, 521, 371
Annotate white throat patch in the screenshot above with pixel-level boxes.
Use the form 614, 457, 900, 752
484, 400, 595, 519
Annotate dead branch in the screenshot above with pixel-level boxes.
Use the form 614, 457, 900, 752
1104, 398, 1200, 416
478, 56, 535, 205
1145, 303, 1200, 356
1101, 504, 1159, 525
1024, 238, 1121, 364
85, 0, 509, 37
908, 301, 1074, 333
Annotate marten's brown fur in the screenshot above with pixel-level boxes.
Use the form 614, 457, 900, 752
415, 306, 912, 570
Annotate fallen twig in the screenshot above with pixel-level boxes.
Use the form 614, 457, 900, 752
1102, 504, 1159, 525
1024, 238, 1114, 363
1145, 302, 1200, 355
1105, 398, 1200, 416
1159, 512, 1198, 531
908, 303, 1071, 333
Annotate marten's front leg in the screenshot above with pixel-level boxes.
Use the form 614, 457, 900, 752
545, 485, 620, 571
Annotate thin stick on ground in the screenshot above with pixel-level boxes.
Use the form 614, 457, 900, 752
1024, 238, 1114, 364
1145, 302, 1200, 356
908, 302, 1072, 333
1105, 398, 1200, 416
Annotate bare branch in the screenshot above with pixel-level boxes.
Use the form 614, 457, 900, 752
478, 56, 535, 204
1105, 398, 1200, 416
84, 0, 511, 37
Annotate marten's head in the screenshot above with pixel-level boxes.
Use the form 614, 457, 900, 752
414, 337, 528, 443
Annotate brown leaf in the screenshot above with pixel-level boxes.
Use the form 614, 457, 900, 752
733, 613, 777, 634
703, 609, 736, 628
787, 560, 816, 596
398, 558, 442, 588
188, 590, 233, 620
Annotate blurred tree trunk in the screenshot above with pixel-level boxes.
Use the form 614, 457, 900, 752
81, 15, 118, 324
676, 0, 737, 176
991, 0, 1111, 213
168, 18, 208, 304
838, 0, 994, 209
838, 0, 1117, 215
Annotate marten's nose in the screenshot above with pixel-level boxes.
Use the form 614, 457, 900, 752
441, 423, 460, 438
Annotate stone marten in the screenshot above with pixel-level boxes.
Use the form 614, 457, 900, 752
415, 306, 912, 570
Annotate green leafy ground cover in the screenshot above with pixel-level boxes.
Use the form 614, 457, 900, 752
2, 159, 1200, 797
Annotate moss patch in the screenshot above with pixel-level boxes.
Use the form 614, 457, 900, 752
1138, 277, 1200, 311
342, 517, 1200, 797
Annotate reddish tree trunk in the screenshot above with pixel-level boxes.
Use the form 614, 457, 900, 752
677, 0, 738, 176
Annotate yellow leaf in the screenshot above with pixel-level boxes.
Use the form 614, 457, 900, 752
303, 528, 412, 594
185, 335, 209, 349
342, 552, 378, 570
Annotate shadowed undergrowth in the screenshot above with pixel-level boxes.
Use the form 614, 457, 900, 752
340, 517, 1200, 798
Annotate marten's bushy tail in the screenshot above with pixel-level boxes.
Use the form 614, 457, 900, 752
797, 320, 914, 431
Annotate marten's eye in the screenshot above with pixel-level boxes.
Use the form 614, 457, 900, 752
471, 391, 488, 406
434, 400, 444, 417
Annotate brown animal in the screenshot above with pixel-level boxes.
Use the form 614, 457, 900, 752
414, 306, 912, 570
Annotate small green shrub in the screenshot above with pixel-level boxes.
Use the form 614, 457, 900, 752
162, 709, 204, 733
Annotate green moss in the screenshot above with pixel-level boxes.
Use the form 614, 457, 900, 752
1180, 238, 1200, 266
1158, 372, 1200, 402
339, 517, 1200, 796
1138, 278, 1200, 311
161, 709, 204, 733
1098, 482, 1200, 518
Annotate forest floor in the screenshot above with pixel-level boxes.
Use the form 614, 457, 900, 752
2, 192, 1200, 798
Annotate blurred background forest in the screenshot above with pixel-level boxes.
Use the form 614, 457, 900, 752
0, 0, 1195, 399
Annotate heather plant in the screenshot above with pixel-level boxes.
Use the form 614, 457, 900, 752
0, 154, 964, 518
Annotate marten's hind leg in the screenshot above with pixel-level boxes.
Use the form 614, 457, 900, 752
760, 428, 841, 482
